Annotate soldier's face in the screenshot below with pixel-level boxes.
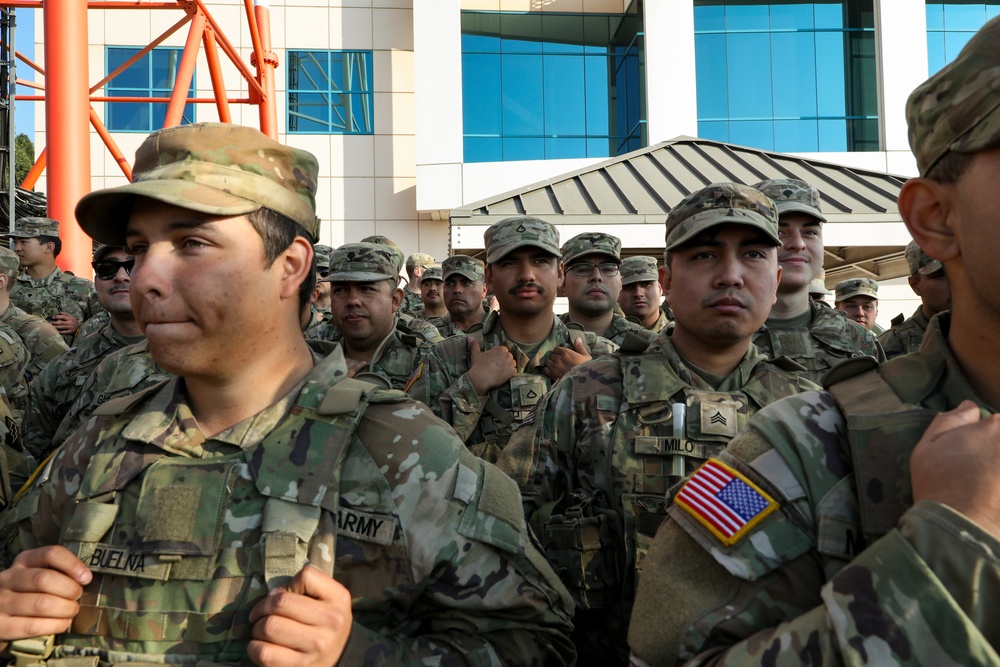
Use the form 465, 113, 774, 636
329, 280, 401, 352
125, 199, 298, 379
837, 296, 878, 329
662, 224, 780, 350
560, 252, 621, 317
619, 280, 662, 324
12, 237, 47, 267
911, 270, 951, 317
421, 279, 443, 308
486, 247, 561, 317
776, 213, 823, 295
94, 248, 134, 317
444, 276, 486, 317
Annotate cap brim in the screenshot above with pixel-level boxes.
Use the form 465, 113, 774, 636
622, 273, 658, 285
666, 216, 781, 251
76, 180, 263, 246
487, 241, 561, 264
323, 271, 396, 283
444, 269, 483, 281
917, 259, 944, 275
563, 250, 621, 266
775, 201, 827, 223
836, 290, 878, 301
0, 231, 37, 238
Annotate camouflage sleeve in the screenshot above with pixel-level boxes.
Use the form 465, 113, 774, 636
586, 332, 619, 357
22, 355, 63, 460
341, 404, 576, 666
877, 328, 907, 361
627, 392, 1000, 666
421, 339, 486, 443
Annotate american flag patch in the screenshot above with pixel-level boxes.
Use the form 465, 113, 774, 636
675, 458, 777, 546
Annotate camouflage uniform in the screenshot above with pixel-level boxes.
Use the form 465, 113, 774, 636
619, 256, 670, 333
558, 311, 656, 347
628, 21, 1000, 666
307, 312, 443, 346
0, 342, 576, 665
400, 289, 424, 317
879, 306, 930, 359
753, 300, 886, 384
74, 309, 111, 339
21, 322, 144, 461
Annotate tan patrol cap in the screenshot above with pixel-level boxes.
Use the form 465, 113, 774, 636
76, 123, 321, 246
835, 277, 879, 301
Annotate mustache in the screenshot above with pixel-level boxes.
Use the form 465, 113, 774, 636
510, 282, 545, 295
702, 289, 752, 309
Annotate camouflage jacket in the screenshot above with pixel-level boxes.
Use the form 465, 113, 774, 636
559, 312, 658, 347
878, 306, 930, 360
645, 310, 671, 334
10, 267, 101, 343
628, 312, 999, 666
0, 303, 68, 384
413, 310, 618, 463
50, 339, 171, 448
22, 323, 143, 462
75, 310, 111, 340
307, 313, 443, 346
496, 331, 818, 666
753, 299, 886, 384
0, 323, 29, 419
354, 325, 433, 398
399, 289, 424, 318
0, 343, 576, 666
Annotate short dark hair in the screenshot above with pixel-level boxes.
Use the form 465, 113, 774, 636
38, 235, 60, 258
925, 151, 974, 184
245, 207, 317, 313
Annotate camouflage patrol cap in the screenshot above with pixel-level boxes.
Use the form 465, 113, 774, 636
620, 256, 659, 285
484, 216, 561, 264
904, 240, 943, 275
313, 244, 334, 271
665, 183, 780, 253
361, 236, 404, 275
443, 255, 485, 281
0, 246, 19, 277
75, 123, 321, 246
3, 217, 60, 239
752, 178, 827, 223
561, 232, 622, 266
834, 277, 879, 302
907, 16, 1000, 175
422, 265, 443, 282
808, 270, 832, 296
406, 253, 437, 271
323, 242, 398, 283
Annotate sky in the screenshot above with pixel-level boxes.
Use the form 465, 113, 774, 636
13, 7, 33, 139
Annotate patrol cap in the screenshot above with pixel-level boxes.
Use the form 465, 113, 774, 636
406, 252, 437, 271
665, 183, 781, 253
313, 244, 334, 272
808, 270, 832, 296
484, 216, 561, 264
834, 277, 879, 302
0, 246, 19, 277
361, 236, 404, 275
443, 255, 485, 282
76, 123, 321, 246
92, 244, 130, 262
422, 265, 443, 282
3, 217, 60, 239
752, 178, 827, 223
324, 243, 398, 283
907, 15, 1000, 175
620, 256, 659, 285
561, 232, 622, 266
904, 240, 943, 275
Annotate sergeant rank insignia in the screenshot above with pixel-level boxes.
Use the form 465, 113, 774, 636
675, 458, 777, 546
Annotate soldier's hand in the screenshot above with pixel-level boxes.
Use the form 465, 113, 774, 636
467, 338, 517, 395
248, 565, 353, 667
911, 400, 1000, 537
543, 338, 591, 382
49, 313, 80, 336
0, 545, 91, 643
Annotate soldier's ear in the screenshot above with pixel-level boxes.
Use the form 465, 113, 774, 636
391, 285, 404, 312
278, 236, 313, 302
898, 177, 958, 266
658, 264, 672, 299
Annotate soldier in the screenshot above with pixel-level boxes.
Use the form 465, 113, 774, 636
0, 122, 575, 664
440, 254, 488, 336
21, 246, 145, 464
2, 217, 101, 343
322, 242, 434, 394
415, 216, 617, 463
311, 243, 334, 318
618, 255, 670, 332
0, 247, 67, 388
419, 264, 447, 321
879, 240, 951, 359
835, 276, 880, 331
400, 251, 435, 317
751, 178, 885, 383
558, 232, 656, 346
497, 183, 819, 666
628, 18, 1000, 665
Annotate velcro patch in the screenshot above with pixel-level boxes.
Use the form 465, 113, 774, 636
82, 543, 172, 580
675, 459, 777, 546
699, 400, 739, 437
336, 507, 397, 546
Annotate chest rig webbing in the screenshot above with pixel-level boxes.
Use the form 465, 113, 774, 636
11, 377, 392, 666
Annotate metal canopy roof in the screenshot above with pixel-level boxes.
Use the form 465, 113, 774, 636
449, 136, 912, 283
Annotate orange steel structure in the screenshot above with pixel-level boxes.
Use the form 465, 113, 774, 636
2, 0, 279, 277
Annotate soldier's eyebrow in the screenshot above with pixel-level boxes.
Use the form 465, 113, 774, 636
125, 218, 217, 241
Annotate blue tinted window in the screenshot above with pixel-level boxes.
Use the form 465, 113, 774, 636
695, 0, 877, 152
106, 47, 195, 133
926, 2, 1000, 74
287, 50, 373, 134
462, 10, 643, 162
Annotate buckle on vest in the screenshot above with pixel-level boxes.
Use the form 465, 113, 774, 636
9, 634, 54, 667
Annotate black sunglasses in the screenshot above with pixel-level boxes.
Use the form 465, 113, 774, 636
92, 259, 134, 281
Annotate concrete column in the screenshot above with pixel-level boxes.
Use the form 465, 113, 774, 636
644, 0, 698, 144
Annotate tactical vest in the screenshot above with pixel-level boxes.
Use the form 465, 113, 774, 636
13, 272, 89, 323
8, 377, 405, 667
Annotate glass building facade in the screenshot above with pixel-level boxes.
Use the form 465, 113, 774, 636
694, 0, 878, 153
461, 5, 644, 163
287, 50, 374, 134
926, 2, 1000, 74
105, 47, 196, 132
